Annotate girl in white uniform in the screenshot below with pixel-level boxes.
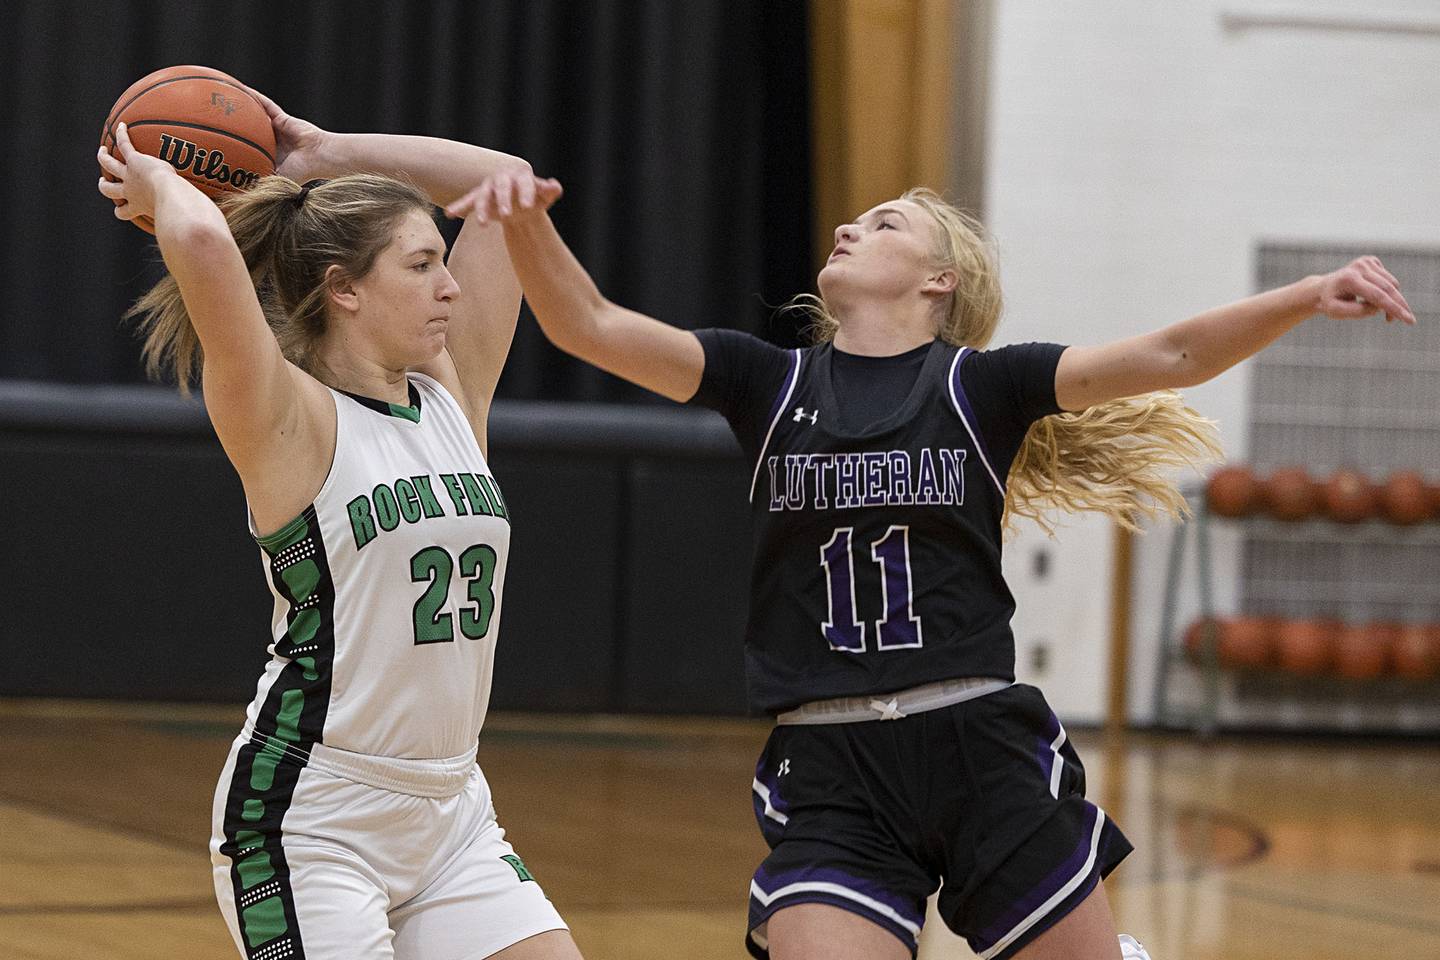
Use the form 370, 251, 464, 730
98, 87, 583, 960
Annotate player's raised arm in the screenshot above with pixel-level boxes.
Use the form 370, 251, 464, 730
241, 86, 531, 434
1054, 258, 1415, 412
446, 173, 707, 403
96, 123, 322, 481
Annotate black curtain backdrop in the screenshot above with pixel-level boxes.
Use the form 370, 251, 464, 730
1, 0, 811, 402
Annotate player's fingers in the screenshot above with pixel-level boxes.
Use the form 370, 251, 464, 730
97, 177, 125, 200
1362, 256, 1402, 290
515, 174, 537, 210
114, 122, 136, 159
494, 176, 514, 218
443, 185, 480, 220
1360, 265, 1415, 323
237, 82, 284, 119
112, 201, 135, 222
1339, 277, 1404, 321
97, 145, 128, 178
536, 178, 564, 206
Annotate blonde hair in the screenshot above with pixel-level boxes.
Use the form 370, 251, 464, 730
792, 187, 1220, 534
126, 173, 433, 392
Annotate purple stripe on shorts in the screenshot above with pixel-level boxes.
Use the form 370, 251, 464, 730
752, 863, 924, 929
749, 890, 919, 955
1034, 712, 1062, 778
972, 803, 1101, 953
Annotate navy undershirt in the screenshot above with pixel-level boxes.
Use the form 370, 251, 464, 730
827, 341, 931, 434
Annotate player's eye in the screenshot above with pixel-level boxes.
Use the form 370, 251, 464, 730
877, 220, 896, 230
413, 261, 431, 271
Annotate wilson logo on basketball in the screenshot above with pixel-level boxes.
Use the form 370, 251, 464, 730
157, 132, 263, 189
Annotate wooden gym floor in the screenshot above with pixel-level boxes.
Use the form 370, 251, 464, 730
1, 699, 1436, 960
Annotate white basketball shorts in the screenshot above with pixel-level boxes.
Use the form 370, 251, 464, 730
210, 734, 567, 960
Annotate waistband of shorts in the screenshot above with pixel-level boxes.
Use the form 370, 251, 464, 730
241, 727, 477, 799
775, 677, 1013, 725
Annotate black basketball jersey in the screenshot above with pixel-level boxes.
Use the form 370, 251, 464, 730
691, 332, 1067, 714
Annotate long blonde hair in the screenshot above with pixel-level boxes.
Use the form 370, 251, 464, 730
126, 174, 432, 392
794, 187, 1219, 534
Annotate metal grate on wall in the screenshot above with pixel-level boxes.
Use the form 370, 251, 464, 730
1243, 244, 1440, 625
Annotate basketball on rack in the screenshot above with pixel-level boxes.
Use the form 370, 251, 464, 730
1391, 623, 1440, 681
1334, 622, 1392, 680
1275, 618, 1337, 675
1379, 471, 1432, 525
1206, 466, 1260, 518
1322, 469, 1377, 524
1263, 467, 1319, 521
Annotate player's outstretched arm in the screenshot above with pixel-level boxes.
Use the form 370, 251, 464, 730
96, 123, 319, 479
241, 85, 532, 437
1054, 258, 1415, 412
446, 173, 706, 403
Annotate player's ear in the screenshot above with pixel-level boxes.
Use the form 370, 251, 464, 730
325, 264, 360, 313
922, 268, 958, 296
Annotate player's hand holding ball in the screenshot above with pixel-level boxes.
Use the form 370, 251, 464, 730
232, 83, 332, 183
98, 65, 277, 232
446, 173, 564, 225
96, 123, 181, 226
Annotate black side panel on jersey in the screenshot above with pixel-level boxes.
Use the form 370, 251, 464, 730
218, 506, 337, 959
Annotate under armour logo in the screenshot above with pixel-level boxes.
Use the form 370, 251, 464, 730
778, 758, 791, 776
792, 407, 818, 424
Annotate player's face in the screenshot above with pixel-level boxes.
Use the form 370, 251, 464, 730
349, 209, 460, 365
817, 199, 938, 303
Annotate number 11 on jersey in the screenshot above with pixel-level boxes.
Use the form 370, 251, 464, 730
819, 525, 924, 653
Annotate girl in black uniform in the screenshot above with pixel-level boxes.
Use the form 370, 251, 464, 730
448, 175, 1413, 960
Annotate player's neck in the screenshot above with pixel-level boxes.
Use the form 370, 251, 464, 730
831, 304, 936, 357
311, 345, 411, 406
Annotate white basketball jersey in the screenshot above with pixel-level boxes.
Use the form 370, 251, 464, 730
239, 373, 510, 760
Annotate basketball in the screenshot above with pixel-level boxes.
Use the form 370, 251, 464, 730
1392, 623, 1440, 680
1206, 465, 1259, 518
1219, 616, 1274, 670
100, 65, 276, 233
1321, 469, 1377, 524
1262, 467, 1319, 521
1274, 618, 1337, 675
1334, 622, 1391, 680
1379, 470, 1431, 525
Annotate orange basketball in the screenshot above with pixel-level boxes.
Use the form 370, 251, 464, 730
1206, 466, 1259, 518
1392, 624, 1440, 681
1322, 469, 1377, 524
100, 65, 276, 233
1333, 622, 1392, 680
1274, 618, 1337, 676
1182, 617, 1220, 662
1218, 616, 1275, 670
1378, 471, 1431, 525
1262, 467, 1319, 522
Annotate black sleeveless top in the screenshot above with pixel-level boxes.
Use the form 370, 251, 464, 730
690, 331, 1067, 714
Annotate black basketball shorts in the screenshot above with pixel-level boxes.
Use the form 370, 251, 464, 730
746, 683, 1131, 959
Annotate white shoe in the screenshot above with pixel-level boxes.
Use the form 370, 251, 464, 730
1119, 934, 1152, 960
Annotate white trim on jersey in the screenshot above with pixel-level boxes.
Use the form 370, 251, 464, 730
751, 778, 790, 825
976, 807, 1107, 960
946, 348, 1005, 497
749, 879, 923, 938
749, 349, 804, 503
1047, 723, 1068, 799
